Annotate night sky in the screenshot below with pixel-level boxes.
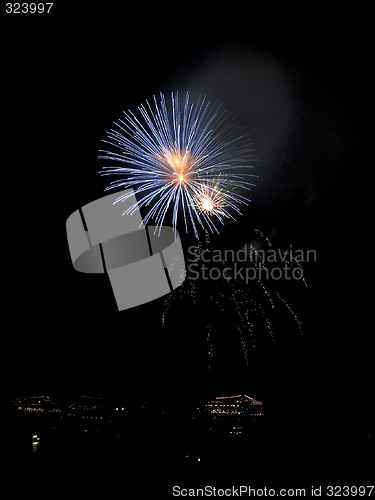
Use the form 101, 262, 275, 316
2, 9, 372, 439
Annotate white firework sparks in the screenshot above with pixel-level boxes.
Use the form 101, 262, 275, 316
99, 92, 256, 237
161, 229, 306, 369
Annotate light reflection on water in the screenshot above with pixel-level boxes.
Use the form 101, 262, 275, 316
32, 433, 40, 452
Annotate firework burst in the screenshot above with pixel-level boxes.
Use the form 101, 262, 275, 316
99, 92, 256, 237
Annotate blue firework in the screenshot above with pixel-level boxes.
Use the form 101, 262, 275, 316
99, 92, 256, 237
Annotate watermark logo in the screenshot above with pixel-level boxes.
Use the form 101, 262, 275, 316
185, 244, 316, 283
66, 189, 186, 311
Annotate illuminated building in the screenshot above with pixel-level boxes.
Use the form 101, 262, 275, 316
66, 395, 128, 435
201, 394, 265, 419
67, 395, 127, 418
67, 395, 106, 419
198, 395, 265, 439
12, 395, 62, 413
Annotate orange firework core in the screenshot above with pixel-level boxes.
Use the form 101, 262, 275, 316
158, 148, 194, 183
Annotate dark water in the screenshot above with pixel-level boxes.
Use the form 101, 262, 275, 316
2, 421, 374, 493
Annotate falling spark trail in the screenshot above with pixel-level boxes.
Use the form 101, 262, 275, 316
162, 229, 306, 368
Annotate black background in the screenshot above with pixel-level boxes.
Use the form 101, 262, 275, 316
1, 4, 373, 486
